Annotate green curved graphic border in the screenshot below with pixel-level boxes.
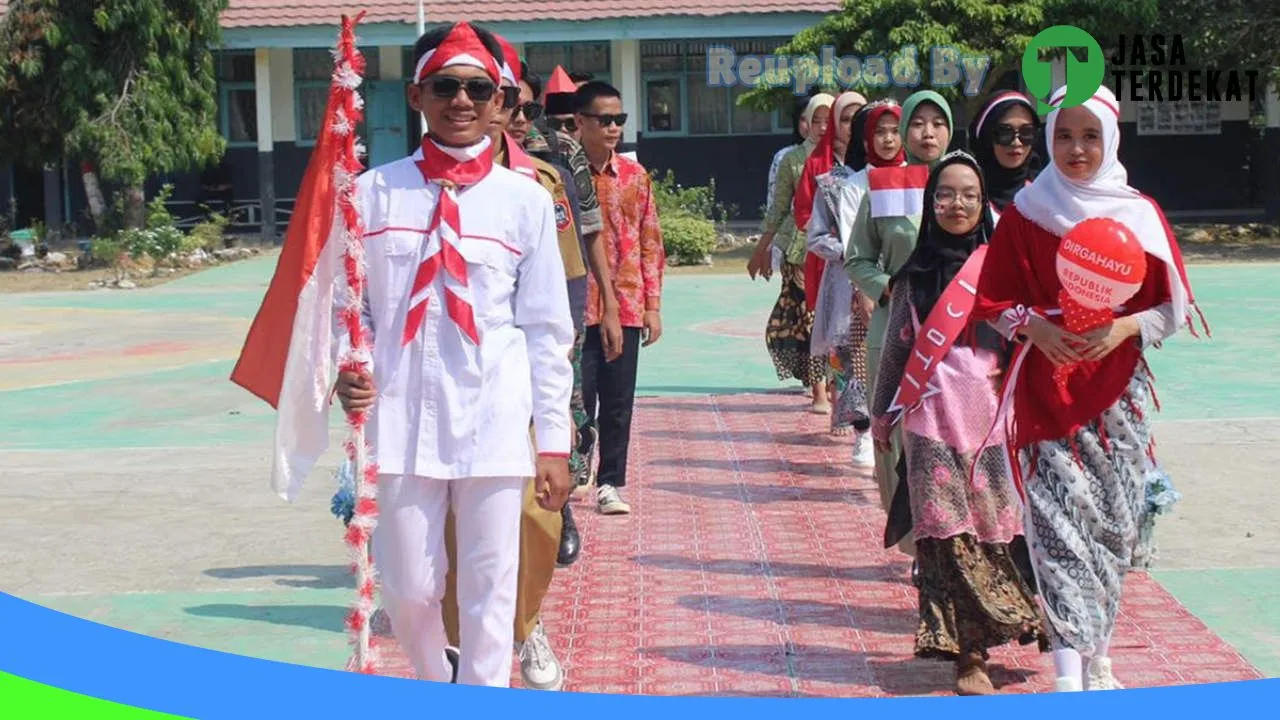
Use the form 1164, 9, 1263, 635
0, 671, 190, 719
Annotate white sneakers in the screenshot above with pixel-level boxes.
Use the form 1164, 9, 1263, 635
852, 432, 875, 467
1056, 658, 1123, 692
1086, 657, 1124, 690
517, 622, 564, 691
597, 484, 631, 515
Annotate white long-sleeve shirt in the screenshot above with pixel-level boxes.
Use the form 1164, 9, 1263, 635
344, 140, 574, 479
806, 167, 868, 357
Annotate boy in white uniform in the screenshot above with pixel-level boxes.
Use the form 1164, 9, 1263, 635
335, 22, 574, 688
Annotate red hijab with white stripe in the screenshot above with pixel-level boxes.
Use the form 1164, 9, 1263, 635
1013, 85, 1201, 330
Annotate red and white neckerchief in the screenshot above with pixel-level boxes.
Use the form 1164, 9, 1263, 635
402, 137, 495, 347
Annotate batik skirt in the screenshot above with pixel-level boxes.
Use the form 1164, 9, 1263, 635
766, 263, 825, 386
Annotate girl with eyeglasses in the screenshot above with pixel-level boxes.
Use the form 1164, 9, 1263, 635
806, 100, 903, 457
970, 85, 1208, 693
968, 92, 1043, 218
844, 90, 953, 563
870, 151, 1049, 695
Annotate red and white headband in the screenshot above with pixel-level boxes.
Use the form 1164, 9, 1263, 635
413, 22, 501, 85
494, 35, 521, 87
974, 91, 1035, 134
1048, 85, 1120, 118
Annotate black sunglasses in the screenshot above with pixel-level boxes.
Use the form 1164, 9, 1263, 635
500, 86, 520, 110
425, 76, 498, 103
547, 116, 578, 133
993, 124, 1037, 147
513, 102, 543, 121
582, 112, 627, 127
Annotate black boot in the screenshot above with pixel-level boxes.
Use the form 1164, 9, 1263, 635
446, 646, 459, 684
557, 504, 581, 567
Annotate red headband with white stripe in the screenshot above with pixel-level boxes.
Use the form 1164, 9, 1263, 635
495, 35, 521, 87
1049, 85, 1120, 117
414, 22, 501, 85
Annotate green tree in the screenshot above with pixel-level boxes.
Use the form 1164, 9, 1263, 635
1155, 1, 1280, 91
738, 0, 1160, 119
0, 0, 228, 230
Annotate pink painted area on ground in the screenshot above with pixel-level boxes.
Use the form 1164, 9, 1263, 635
349, 393, 1262, 694
1, 341, 195, 366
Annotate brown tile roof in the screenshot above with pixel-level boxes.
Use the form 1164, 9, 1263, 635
220, 1, 840, 28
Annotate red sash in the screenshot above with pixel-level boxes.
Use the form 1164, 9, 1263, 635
883, 245, 988, 425
504, 133, 538, 179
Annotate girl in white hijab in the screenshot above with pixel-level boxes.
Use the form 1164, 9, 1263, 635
971, 84, 1207, 693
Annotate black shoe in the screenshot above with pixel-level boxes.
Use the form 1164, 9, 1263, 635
446, 646, 459, 684
557, 504, 581, 567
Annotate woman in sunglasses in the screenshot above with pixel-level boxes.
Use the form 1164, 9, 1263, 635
870, 151, 1048, 695
968, 92, 1043, 218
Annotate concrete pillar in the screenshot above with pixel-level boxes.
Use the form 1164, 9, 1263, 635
612, 39, 641, 149
268, 48, 296, 144
1264, 82, 1280, 221
254, 47, 277, 244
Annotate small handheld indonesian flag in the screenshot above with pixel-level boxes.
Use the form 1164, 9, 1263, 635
230, 15, 369, 503
883, 246, 988, 426
868, 164, 930, 218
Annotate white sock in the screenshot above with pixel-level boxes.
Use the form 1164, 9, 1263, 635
1095, 637, 1111, 659
1053, 648, 1083, 682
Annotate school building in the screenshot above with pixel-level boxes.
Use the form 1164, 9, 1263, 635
3, 0, 1279, 239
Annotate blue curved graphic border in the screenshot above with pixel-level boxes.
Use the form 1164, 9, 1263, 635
1, 591, 1274, 717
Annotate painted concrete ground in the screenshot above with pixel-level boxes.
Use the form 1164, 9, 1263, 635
0, 257, 1277, 692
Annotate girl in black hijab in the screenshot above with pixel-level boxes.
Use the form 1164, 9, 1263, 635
967, 92, 1042, 214
870, 150, 1048, 695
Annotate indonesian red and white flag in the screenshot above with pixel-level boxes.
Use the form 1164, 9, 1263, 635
867, 164, 930, 218
230, 19, 368, 502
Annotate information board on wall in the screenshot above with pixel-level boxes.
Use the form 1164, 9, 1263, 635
1135, 101, 1222, 135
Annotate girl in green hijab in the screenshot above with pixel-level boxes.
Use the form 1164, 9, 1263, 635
843, 90, 953, 563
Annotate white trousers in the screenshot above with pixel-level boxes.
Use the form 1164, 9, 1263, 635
374, 474, 524, 686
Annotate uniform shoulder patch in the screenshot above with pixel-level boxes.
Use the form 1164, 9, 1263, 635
554, 195, 573, 232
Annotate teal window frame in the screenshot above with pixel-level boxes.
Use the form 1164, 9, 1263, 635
294, 48, 377, 147
640, 39, 792, 139
641, 72, 687, 137
523, 41, 612, 88
216, 50, 258, 148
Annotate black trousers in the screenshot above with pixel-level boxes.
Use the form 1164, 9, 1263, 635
580, 325, 642, 489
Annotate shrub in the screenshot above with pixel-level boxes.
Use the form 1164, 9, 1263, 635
660, 213, 718, 266
186, 212, 229, 253
146, 184, 177, 230
650, 170, 735, 229
117, 226, 184, 265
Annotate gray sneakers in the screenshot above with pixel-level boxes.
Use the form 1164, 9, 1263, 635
516, 621, 564, 690
596, 484, 631, 514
